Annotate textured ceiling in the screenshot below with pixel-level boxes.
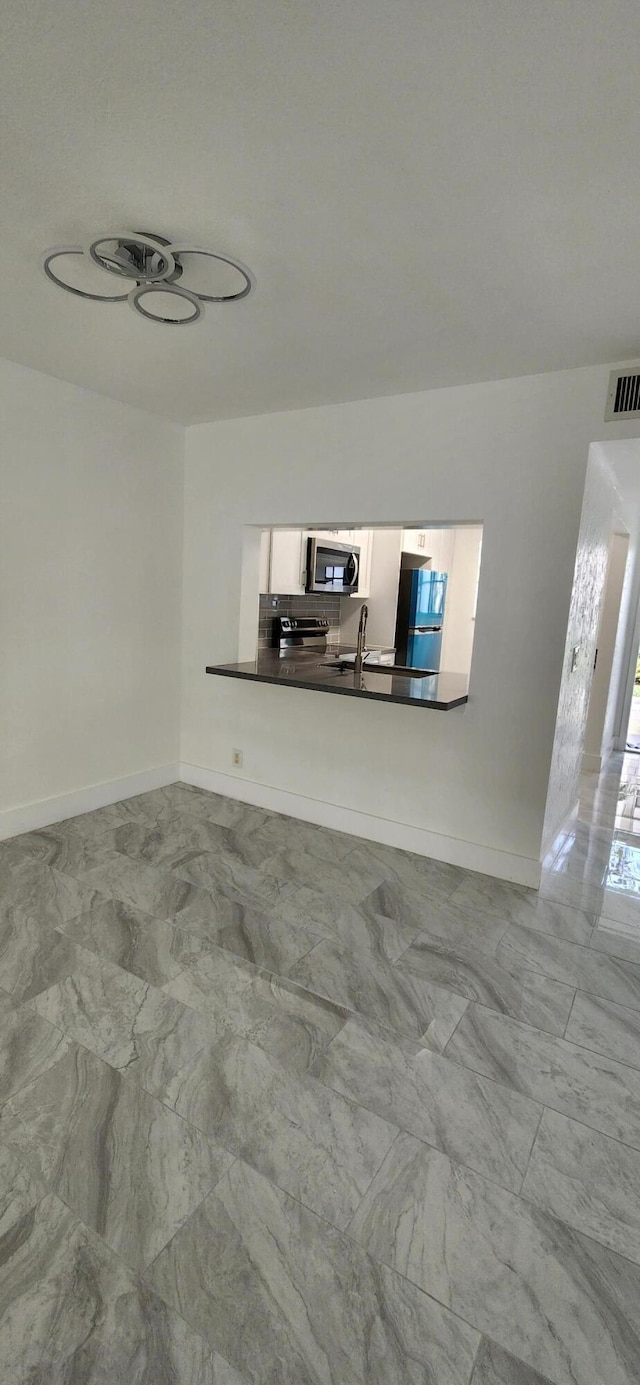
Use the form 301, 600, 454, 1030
2, 0, 640, 423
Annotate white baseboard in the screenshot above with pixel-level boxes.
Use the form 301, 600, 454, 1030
179, 762, 541, 888
581, 752, 603, 772
0, 764, 180, 842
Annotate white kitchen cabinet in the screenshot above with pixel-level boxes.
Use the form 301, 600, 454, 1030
306, 528, 357, 543
401, 528, 429, 558
258, 529, 271, 592
430, 528, 454, 573
267, 529, 307, 594
352, 528, 373, 598
265, 526, 373, 597
401, 527, 454, 572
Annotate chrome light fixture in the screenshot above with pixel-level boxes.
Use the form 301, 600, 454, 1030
42, 231, 254, 325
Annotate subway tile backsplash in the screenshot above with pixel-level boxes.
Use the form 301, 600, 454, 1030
258, 593, 342, 649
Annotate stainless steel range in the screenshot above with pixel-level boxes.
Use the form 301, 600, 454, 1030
272, 616, 330, 656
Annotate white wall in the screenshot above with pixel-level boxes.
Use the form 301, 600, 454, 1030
181, 364, 638, 885
440, 526, 483, 675
0, 358, 183, 830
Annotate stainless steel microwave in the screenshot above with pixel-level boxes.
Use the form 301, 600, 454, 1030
305, 538, 360, 594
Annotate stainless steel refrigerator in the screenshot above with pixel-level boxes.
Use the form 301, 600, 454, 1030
394, 569, 448, 669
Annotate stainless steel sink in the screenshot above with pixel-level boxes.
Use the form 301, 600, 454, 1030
361, 663, 437, 678
326, 659, 436, 679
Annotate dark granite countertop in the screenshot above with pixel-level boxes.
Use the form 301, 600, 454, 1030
205, 649, 468, 710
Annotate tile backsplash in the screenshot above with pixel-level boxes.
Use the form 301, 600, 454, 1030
258, 593, 342, 649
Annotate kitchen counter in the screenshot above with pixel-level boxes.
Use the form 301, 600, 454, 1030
205, 649, 468, 710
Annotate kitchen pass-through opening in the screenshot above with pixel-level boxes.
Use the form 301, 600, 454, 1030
239, 523, 483, 680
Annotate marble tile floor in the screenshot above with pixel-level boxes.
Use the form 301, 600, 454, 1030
2, 773, 640, 1380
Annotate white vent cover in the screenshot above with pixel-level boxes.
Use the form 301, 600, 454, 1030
605, 368, 640, 421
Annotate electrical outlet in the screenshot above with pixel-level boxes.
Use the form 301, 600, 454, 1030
232, 748, 243, 767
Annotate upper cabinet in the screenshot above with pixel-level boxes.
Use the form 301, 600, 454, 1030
264, 527, 374, 597
267, 529, 307, 595
401, 528, 454, 573
353, 529, 372, 598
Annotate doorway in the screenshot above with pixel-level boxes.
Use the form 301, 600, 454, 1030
625, 649, 640, 752
583, 530, 630, 771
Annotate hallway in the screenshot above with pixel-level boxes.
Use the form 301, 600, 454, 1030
626, 690, 640, 753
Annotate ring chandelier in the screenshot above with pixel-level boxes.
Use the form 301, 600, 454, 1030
42, 231, 254, 325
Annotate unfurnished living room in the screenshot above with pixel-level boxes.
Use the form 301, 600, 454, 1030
4, 3, 640, 1382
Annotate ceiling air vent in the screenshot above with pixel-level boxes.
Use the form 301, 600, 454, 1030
605, 368, 640, 421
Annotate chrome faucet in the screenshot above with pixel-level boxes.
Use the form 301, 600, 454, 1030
354, 603, 369, 681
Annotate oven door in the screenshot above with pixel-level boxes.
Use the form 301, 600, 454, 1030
306, 539, 360, 594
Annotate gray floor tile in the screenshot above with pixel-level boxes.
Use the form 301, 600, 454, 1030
56, 798, 155, 836
212, 901, 328, 972
564, 990, 640, 1070
311, 1014, 541, 1192
0, 998, 72, 1104
346, 839, 465, 900
247, 813, 358, 862
0, 858, 109, 929
539, 872, 606, 915
134, 821, 273, 875
0, 833, 41, 870
0, 1043, 231, 1269
349, 1132, 640, 1385
5, 770, 640, 1381
290, 933, 471, 1040
170, 848, 348, 933
502, 897, 595, 946
157, 1032, 397, 1230
0, 1192, 245, 1383
595, 887, 640, 928
521, 1107, 640, 1265
317, 897, 425, 962
396, 933, 575, 1036
148, 1157, 480, 1385
261, 845, 386, 905
447, 874, 537, 923
446, 1004, 640, 1149
131, 783, 268, 834
111, 811, 239, 870
164, 945, 349, 1071
0, 1142, 47, 1236
75, 851, 235, 933
364, 884, 511, 954
0, 913, 83, 1002
419, 990, 469, 1050
0, 824, 118, 870
32, 951, 211, 1093
470, 1339, 564, 1385
496, 923, 640, 1012
58, 897, 209, 987
590, 913, 640, 965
